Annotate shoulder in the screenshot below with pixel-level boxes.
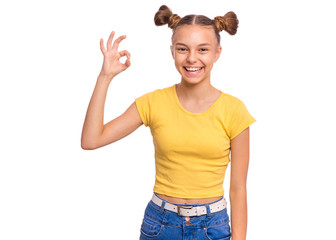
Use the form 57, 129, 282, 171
221, 92, 246, 109
136, 84, 174, 100
219, 92, 254, 120
154, 84, 175, 95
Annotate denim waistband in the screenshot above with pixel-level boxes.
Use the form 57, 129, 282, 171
153, 192, 224, 208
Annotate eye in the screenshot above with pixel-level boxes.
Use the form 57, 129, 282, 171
199, 48, 209, 52
177, 47, 188, 52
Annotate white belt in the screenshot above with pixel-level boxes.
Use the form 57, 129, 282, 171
151, 193, 227, 217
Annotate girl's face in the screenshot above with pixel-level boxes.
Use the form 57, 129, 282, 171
170, 25, 222, 85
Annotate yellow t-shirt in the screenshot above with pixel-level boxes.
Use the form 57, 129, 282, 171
135, 84, 256, 198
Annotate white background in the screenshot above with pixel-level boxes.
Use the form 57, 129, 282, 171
1, 0, 335, 239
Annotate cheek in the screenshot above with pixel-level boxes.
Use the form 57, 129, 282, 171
173, 54, 184, 65
199, 56, 213, 65
206, 53, 218, 64
173, 56, 182, 71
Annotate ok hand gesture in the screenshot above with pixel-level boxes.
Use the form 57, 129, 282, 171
99, 31, 131, 79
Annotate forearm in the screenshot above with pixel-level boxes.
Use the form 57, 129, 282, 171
229, 187, 247, 240
81, 73, 113, 149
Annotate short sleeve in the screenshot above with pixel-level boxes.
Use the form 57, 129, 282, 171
135, 91, 153, 127
229, 100, 256, 139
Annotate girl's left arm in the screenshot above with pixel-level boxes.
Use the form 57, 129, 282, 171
229, 127, 250, 240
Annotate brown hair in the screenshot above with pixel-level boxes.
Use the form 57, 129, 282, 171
154, 5, 239, 45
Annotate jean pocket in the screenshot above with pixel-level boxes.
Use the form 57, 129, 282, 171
140, 214, 164, 239
204, 222, 231, 240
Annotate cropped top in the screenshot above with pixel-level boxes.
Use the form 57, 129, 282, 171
135, 84, 256, 198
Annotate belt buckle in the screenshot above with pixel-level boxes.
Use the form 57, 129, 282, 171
177, 205, 193, 216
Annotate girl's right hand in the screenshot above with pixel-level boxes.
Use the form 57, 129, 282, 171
99, 31, 131, 79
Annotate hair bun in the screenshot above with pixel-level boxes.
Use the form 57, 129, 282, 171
214, 11, 239, 35
154, 5, 181, 29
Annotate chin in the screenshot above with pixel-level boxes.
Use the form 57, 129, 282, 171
180, 77, 206, 86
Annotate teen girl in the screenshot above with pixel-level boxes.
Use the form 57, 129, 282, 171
81, 5, 255, 240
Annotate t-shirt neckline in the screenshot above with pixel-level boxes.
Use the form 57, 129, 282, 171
172, 84, 224, 116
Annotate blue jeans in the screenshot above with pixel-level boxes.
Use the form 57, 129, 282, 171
139, 193, 231, 240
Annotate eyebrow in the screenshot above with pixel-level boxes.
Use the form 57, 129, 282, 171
175, 43, 211, 47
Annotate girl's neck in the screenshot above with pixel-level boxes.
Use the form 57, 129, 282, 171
176, 80, 218, 103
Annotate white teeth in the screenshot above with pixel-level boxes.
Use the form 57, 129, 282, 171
185, 67, 202, 72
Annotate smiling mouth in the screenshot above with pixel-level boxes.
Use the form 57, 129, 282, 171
184, 67, 204, 72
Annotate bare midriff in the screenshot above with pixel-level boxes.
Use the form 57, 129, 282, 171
156, 193, 222, 204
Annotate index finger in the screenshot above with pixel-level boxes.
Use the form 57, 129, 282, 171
112, 35, 127, 51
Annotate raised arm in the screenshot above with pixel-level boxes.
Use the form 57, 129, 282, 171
229, 127, 250, 240
81, 31, 143, 150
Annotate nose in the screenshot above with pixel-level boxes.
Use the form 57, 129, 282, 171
186, 50, 197, 63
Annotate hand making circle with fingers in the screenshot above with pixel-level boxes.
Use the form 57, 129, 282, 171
99, 31, 131, 79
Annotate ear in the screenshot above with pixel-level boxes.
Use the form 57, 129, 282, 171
214, 45, 222, 62
170, 45, 175, 59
